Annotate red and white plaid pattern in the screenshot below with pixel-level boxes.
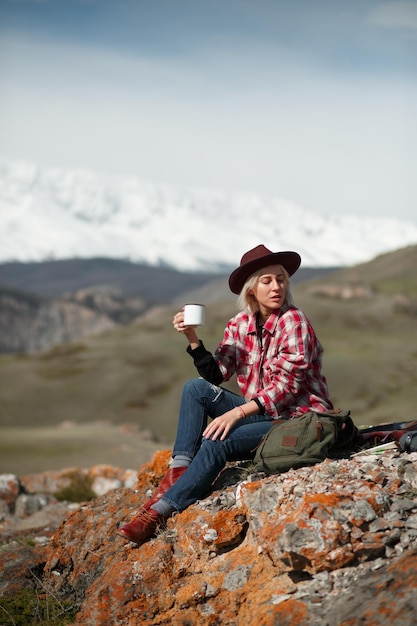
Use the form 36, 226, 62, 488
214, 305, 333, 419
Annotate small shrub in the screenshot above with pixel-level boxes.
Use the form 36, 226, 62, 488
0, 588, 78, 625
54, 471, 96, 503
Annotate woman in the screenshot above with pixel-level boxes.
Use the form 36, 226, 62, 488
118, 244, 333, 545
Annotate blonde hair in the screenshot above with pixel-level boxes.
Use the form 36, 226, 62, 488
237, 265, 294, 314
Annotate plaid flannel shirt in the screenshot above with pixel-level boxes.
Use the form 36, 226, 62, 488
214, 304, 333, 419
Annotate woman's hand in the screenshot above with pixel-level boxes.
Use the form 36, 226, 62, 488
172, 310, 187, 333
203, 408, 243, 441
172, 309, 199, 344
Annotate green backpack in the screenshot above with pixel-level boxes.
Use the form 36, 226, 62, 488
252, 409, 357, 474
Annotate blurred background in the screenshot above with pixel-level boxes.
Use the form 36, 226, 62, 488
0, 0, 416, 475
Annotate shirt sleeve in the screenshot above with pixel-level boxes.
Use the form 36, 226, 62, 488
186, 341, 224, 385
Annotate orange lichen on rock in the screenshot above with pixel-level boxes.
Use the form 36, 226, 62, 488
132, 449, 172, 494
2, 448, 417, 625
256, 490, 356, 573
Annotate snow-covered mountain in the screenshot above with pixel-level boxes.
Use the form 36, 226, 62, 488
1, 158, 416, 271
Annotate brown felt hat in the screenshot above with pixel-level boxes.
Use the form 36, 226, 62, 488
228, 244, 301, 294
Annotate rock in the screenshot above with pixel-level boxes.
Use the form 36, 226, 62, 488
19, 464, 137, 497
0, 449, 417, 624
0, 499, 10, 521
14, 493, 56, 518
0, 464, 139, 548
0, 287, 116, 353
0, 473, 20, 509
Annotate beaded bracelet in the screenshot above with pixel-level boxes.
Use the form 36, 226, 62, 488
237, 406, 246, 419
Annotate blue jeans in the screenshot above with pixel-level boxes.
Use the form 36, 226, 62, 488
162, 378, 273, 512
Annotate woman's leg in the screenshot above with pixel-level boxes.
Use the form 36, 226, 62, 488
162, 414, 273, 512
147, 378, 239, 501
118, 415, 273, 545
171, 377, 247, 460
117, 378, 251, 544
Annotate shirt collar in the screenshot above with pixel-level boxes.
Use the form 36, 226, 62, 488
248, 303, 290, 335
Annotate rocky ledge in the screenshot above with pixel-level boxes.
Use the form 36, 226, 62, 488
1, 447, 417, 625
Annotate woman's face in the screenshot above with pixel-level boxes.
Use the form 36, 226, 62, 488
250, 264, 287, 321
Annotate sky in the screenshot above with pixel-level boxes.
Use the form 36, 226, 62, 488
0, 0, 416, 222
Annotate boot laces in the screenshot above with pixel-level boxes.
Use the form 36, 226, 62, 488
135, 507, 162, 524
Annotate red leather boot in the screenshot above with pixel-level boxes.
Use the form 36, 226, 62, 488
117, 466, 187, 545
117, 508, 166, 545
142, 466, 188, 510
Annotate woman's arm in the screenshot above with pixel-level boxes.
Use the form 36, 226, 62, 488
173, 309, 223, 384
186, 341, 223, 385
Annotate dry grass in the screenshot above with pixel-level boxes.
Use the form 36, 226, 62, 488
0, 422, 163, 475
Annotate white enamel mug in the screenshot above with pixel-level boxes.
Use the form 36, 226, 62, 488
183, 303, 206, 327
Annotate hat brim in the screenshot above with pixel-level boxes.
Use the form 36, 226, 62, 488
228, 251, 301, 295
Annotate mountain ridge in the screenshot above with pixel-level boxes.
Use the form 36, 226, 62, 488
0, 261, 338, 354
0, 257, 338, 300
2, 157, 417, 271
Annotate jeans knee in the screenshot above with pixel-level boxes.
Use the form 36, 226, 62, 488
183, 377, 211, 397
200, 436, 228, 462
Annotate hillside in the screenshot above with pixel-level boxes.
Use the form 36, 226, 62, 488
301, 243, 417, 299
0, 244, 416, 475
0, 257, 338, 300
0, 260, 337, 354
0, 258, 224, 300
